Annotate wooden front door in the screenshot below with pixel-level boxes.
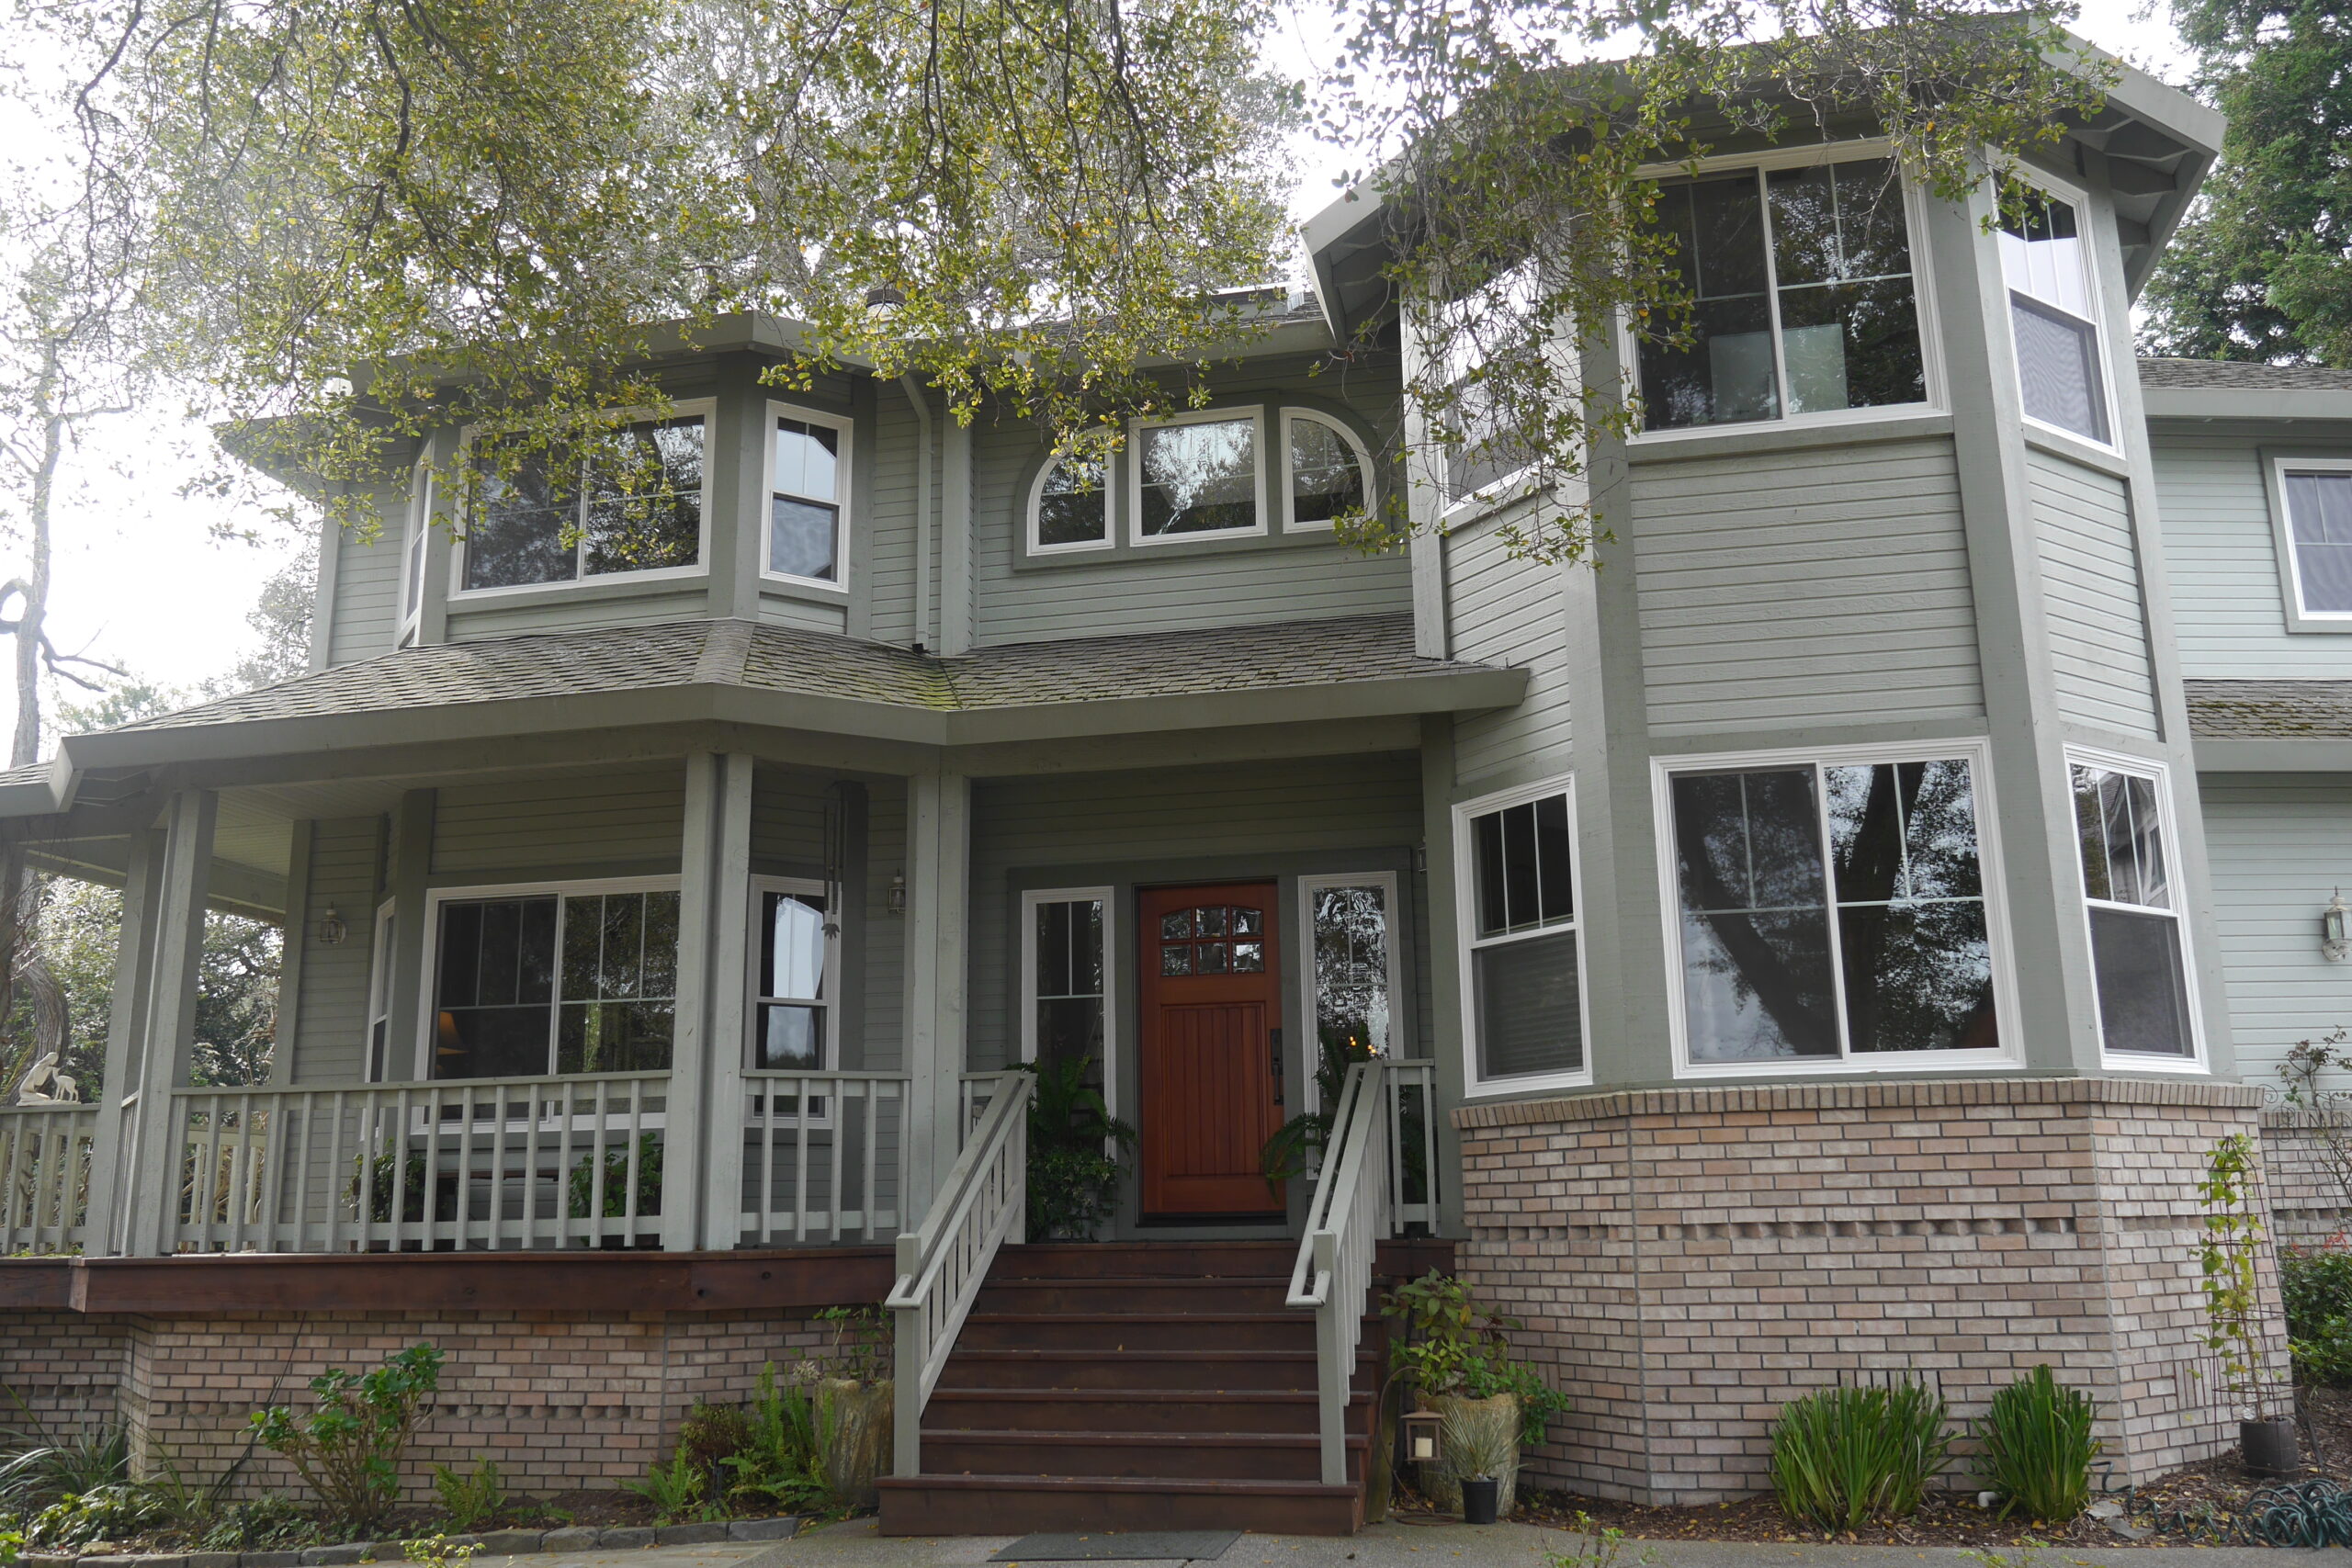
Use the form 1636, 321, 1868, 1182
1136, 883, 1284, 1218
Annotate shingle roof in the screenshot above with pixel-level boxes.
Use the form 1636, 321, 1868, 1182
2139, 358, 2352, 392
2185, 680, 2352, 739
96, 613, 1490, 738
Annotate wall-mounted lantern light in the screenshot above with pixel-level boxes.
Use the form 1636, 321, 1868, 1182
1403, 1410, 1444, 1468
316, 905, 347, 947
2324, 891, 2349, 964
888, 874, 907, 917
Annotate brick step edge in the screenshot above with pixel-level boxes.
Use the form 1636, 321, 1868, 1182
27, 1516, 806, 1568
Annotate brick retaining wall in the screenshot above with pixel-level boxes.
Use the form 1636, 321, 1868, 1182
1453, 1077, 2282, 1505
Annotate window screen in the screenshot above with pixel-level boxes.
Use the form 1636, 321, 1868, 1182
2285, 468, 2352, 615
2070, 762, 2194, 1057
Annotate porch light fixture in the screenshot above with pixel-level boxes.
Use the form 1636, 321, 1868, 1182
315, 906, 347, 947
1404, 1410, 1444, 1468
2325, 891, 2350, 964
888, 874, 907, 917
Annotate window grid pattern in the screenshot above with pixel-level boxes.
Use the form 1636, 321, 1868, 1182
1463, 788, 1584, 1085
770, 416, 843, 582
1032, 897, 1107, 1073
430, 888, 680, 1080
752, 886, 831, 1071
2070, 761, 2196, 1059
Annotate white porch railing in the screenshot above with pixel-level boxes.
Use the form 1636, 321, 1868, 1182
169, 1073, 667, 1253
738, 1071, 910, 1245
0, 1104, 95, 1254
887, 1067, 1032, 1476
1288, 1058, 1390, 1487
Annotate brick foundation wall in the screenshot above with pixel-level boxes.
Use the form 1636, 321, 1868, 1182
0, 1307, 865, 1502
2258, 1111, 2350, 1245
1453, 1077, 2280, 1505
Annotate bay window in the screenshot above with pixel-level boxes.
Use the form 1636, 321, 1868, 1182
1998, 183, 2111, 446
2068, 753, 2199, 1063
1661, 746, 2006, 1071
461, 412, 707, 592
428, 883, 680, 1079
1455, 780, 1586, 1089
1636, 156, 1927, 432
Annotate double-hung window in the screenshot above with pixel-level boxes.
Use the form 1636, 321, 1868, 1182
1997, 183, 2111, 446
1133, 410, 1263, 541
1454, 781, 1586, 1090
427, 883, 680, 1079
2068, 752, 2200, 1065
1660, 745, 2006, 1071
2276, 459, 2352, 620
1635, 156, 1928, 432
1023, 889, 1114, 1112
767, 407, 852, 586
752, 880, 834, 1071
1430, 264, 1540, 507
461, 412, 707, 592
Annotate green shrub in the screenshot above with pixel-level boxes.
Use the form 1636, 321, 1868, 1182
0, 1411, 128, 1513
1021, 1057, 1136, 1241
719, 1366, 833, 1514
1974, 1366, 2098, 1522
25, 1483, 169, 1548
1769, 1379, 1952, 1532
251, 1342, 443, 1532
198, 1495, 318, 1551
623, 1440, 713, 1525
432, 1458, 505, 1532
1385, 1271, 1571, 1448
2283, 1241, 2352, 1385
675, 1403, 753, 1500
568, 1135, 662, 1219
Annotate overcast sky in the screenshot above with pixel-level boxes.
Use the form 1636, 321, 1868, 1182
11, 0, 2190, 746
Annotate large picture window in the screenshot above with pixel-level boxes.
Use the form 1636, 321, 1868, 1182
427, 883, 679, 1079
2278, 459, 2352, 620
767, 408, 851, 585
1635, 157, 1927, 433
461, 412, 707, 592
1660, 746, 2007, 1072
1133, 412, 1262, 540
2068, 753, 2199, 1064
1454, 780, 1586, 1090
1998, 183, 2111, 446
752, 880, 835, 1071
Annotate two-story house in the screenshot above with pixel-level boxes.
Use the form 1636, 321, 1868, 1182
0, 35, 2325, 1536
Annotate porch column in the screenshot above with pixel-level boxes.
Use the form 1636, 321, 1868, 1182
903, 769, 969, 1213
671, 751, 755, 1252
120, 789, 217, 1258
82, 829, 162, 1256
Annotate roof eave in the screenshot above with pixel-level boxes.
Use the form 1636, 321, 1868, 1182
2145, 388, 2352, 422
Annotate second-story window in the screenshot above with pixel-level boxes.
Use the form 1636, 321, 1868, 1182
462, 414, 707, 592
1032, 453, 1110, 552
1999, 185, 2111, 446
1636, 157, 1926, 432
1136, 411, 1261, 540
769, 412, 850, 585
2282, 461, 2352, 617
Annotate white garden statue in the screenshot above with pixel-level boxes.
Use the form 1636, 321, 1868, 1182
16, 1053, 78, 1104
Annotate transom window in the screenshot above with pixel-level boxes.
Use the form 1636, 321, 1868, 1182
1662, 750, 2003, 1069
1455, 781, 1585, 1089
429, 886, 680, 1079
769, 411, 849, 584
2069, 756, 2198, 1062
2278, 460, 2352, 618
1137, 414, 1261, 539
461, 413, 707, 592
1636, 157, 1926, 433
1999, 185, 2111, 446
752, 883, 833, 1071
1159, 904, 1265, 975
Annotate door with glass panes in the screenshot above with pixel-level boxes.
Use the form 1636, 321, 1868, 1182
1136, 883, 1284, 1218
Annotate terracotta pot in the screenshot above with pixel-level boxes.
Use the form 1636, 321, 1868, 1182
1416, 1392, 1520, 1519
819, 1377, 894, 1506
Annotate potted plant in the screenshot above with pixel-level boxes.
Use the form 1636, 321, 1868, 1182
1384, 1271, 1568, 1519
1021, 1055, 1136, 1240
804, 1304, 893, 1506
2200, 1134, 2297, 1475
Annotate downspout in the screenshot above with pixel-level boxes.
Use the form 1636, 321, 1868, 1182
900, 374, 934, 652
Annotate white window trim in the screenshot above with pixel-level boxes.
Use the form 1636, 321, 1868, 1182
2270, 455, 2352, 626
1127, 404, 1268, 547
1651, 737, 2023, 1081
1453, 774, 1594, 1098
397, 462, 429, 647
366, 899, 398, 1083
1025, 453, 1114, 557
1279, 410, 1376, 535
448, 400, 718, 603
412, 874, 681, 1081
2064, 744, 2210, 1075
1297, 870, 1406, 1117
1622, 141, 1948, 447
745, 874, 842, 1128
760, 400, 855, 595
1019, 886, 1119, 1131
1403, 263, 1547, 522
1996, 164, 2122, 457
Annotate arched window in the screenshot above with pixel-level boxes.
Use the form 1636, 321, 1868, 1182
1281, 411, 1373, 531
1030, 451, 1110, 553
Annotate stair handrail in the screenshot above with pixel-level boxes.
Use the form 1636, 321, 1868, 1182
886, 1066, 1033, 1478
1285, 1057, 1390, 1488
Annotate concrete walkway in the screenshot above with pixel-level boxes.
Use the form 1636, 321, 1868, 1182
738, 1517, 2349, 1568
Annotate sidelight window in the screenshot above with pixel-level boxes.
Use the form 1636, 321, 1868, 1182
2068, 752, 2200, 1065
1454, 778, 1587, 1091
1022, 887, 1115, 1120
1660, 744, 2009, 1074
427, 882, 679, 1080
461, 412, 707, 592
1302, 873, 1400, 1069
752, 880, 834, 1071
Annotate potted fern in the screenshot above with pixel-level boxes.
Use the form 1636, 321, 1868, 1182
1022, 1055, 1136, 1240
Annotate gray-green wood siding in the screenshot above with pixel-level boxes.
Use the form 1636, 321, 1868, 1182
965, 753, 1430, 1072
326, 507, 405, 667
865, 388, 929, 648
2199, 773, 2352, 1086
286, 817, 382, 1083
430, 766, 687, 879
446, 584, 712, 642
2152, 424, 2352, 679
2028, 448, 2159, 738
1631, 436, 1983, 734
1445, 513, 1572, 786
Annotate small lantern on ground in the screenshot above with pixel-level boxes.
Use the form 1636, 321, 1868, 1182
1403, 1410, 1443, 1469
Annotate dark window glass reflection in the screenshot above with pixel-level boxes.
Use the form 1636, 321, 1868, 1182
1037, 455, 1109, 547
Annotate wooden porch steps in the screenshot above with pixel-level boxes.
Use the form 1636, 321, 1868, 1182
876, 1241, 1382, 1537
